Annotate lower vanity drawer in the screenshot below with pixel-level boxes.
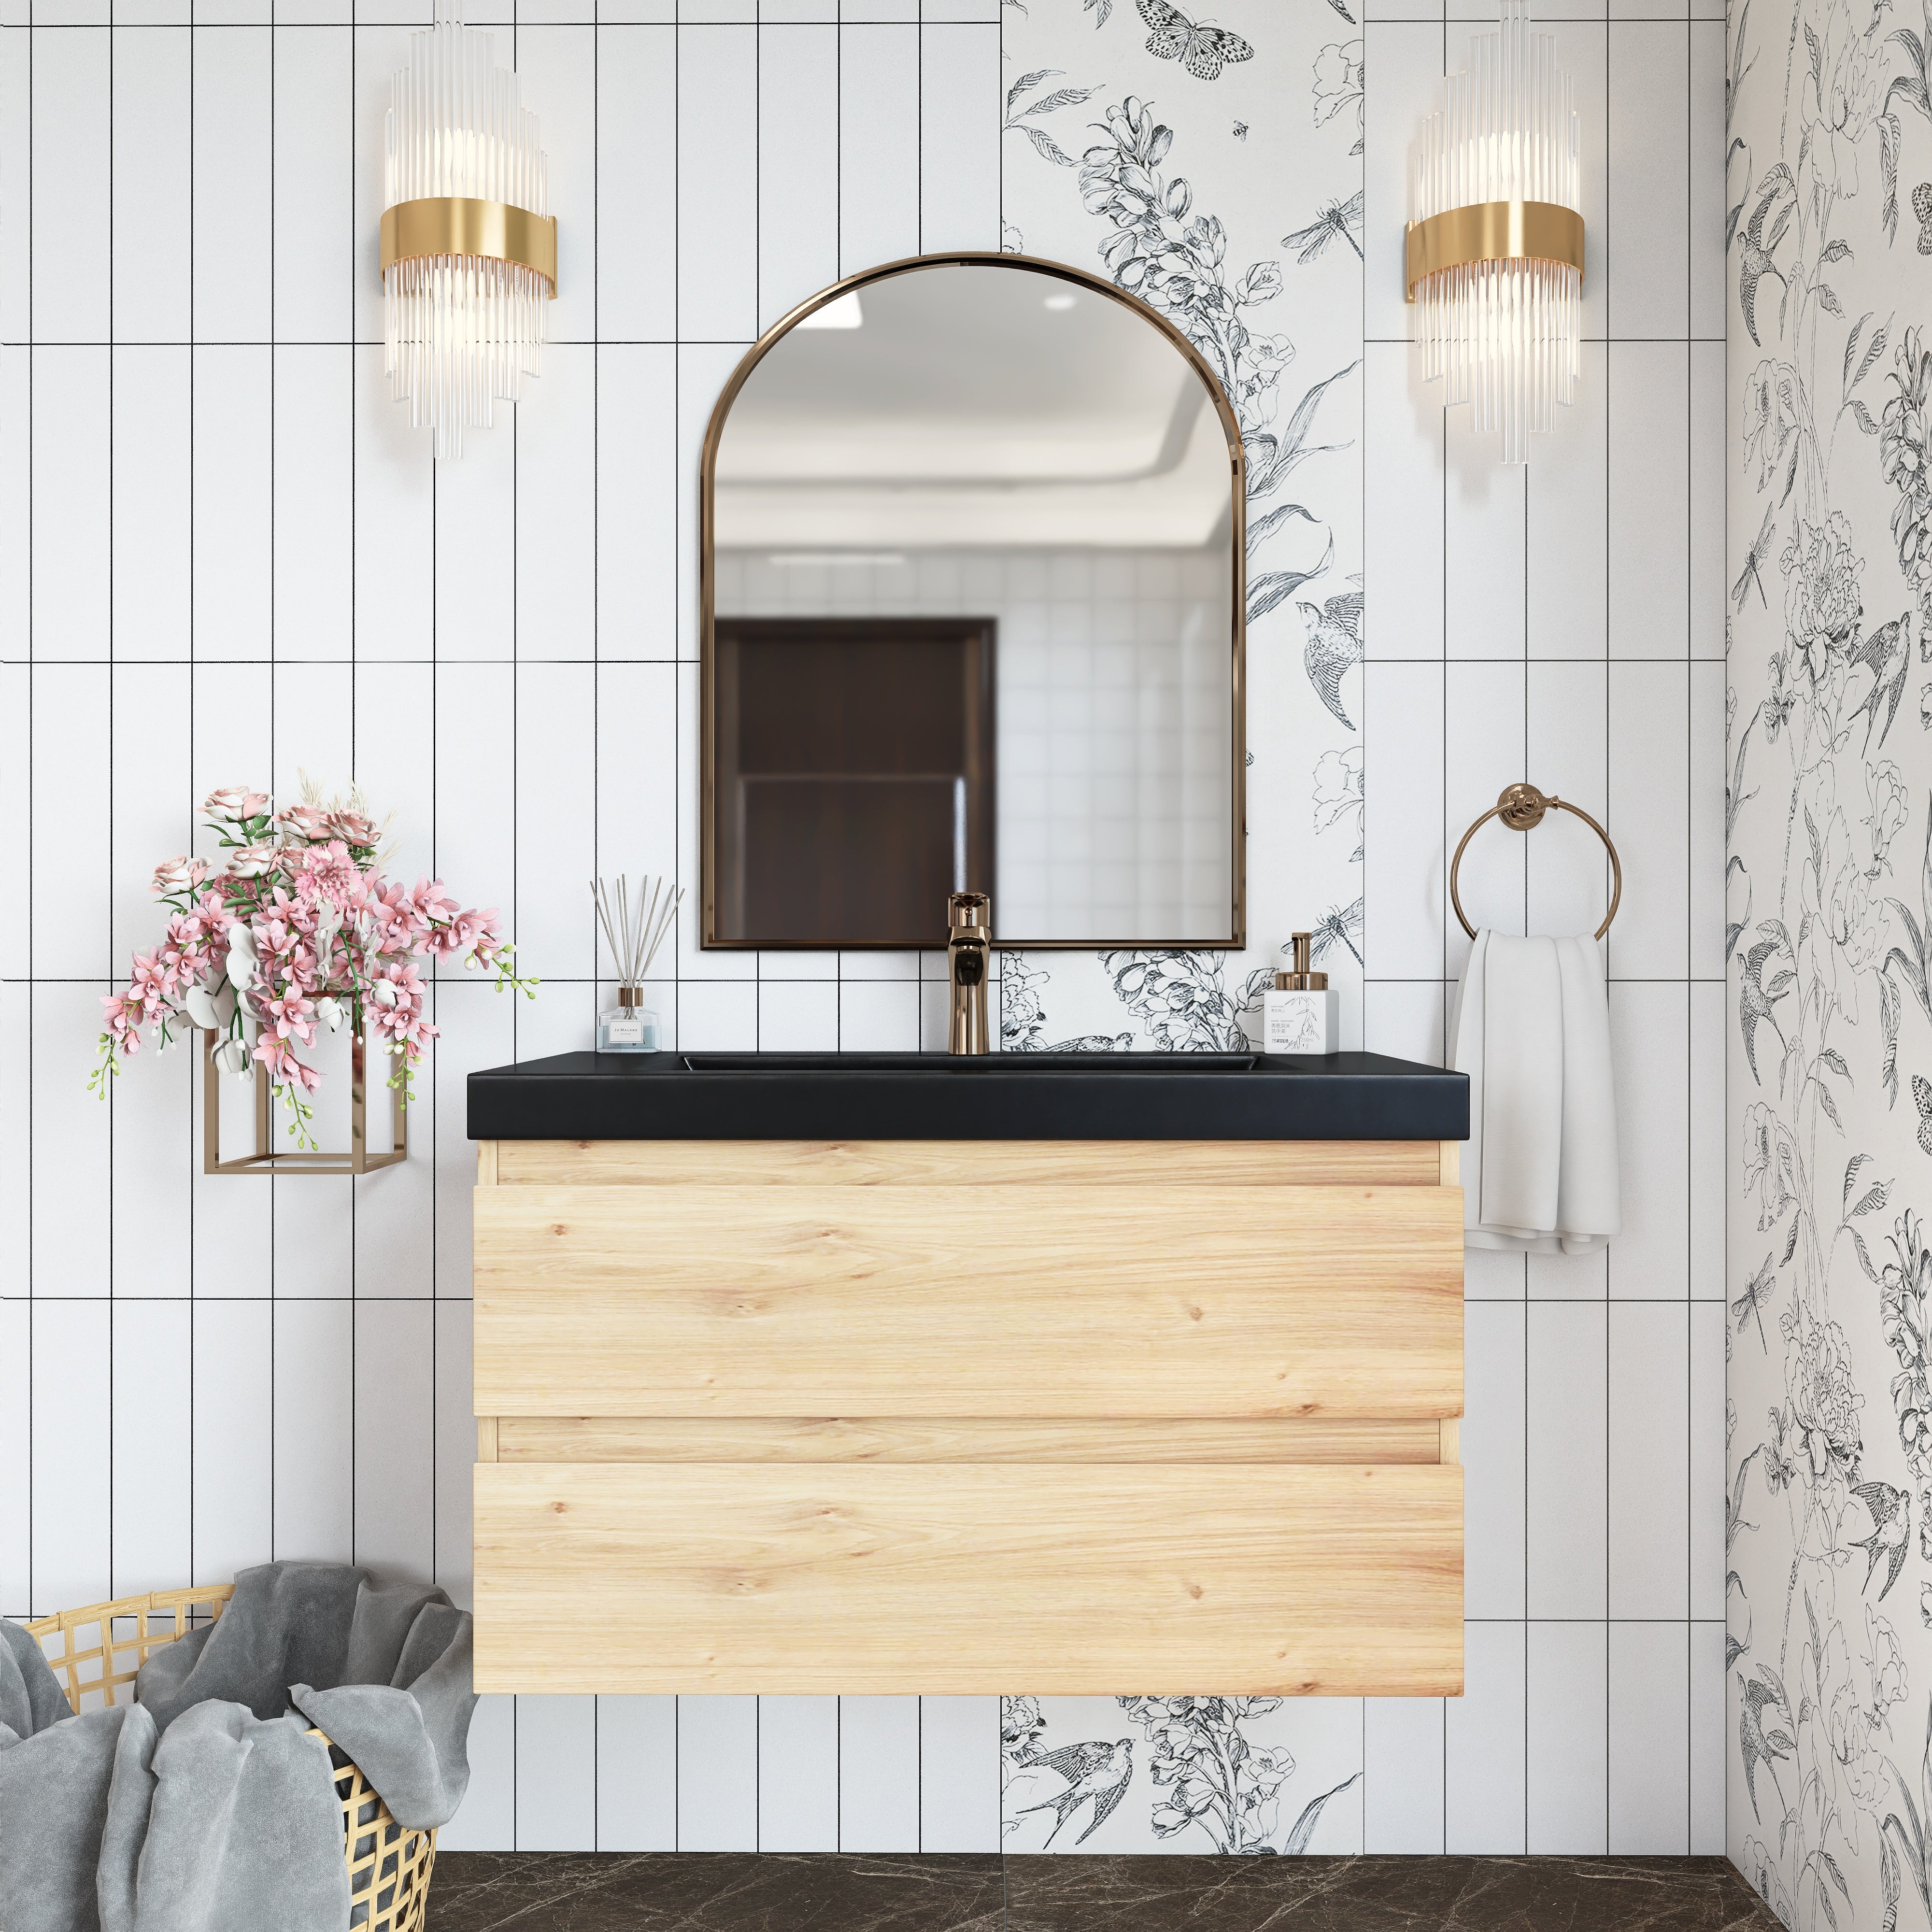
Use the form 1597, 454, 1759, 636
473, 1460, 1464, 1697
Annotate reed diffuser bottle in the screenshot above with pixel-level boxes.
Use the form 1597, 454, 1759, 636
592, 873, 682, 1053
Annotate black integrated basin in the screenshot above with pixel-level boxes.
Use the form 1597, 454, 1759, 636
682, 1052, 1259, 1074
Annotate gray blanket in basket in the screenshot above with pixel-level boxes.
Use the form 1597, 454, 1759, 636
0, 1562, 477, 1932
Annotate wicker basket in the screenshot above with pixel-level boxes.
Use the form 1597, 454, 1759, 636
25, 1586, 438, 1932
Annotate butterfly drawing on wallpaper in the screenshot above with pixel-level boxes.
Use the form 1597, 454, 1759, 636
1915, 182, 1932, 255
1914, 1074, 1932, 1154
1135, 0, 1254, 79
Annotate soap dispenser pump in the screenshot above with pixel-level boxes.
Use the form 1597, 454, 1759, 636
1264, 932, 1336, 1054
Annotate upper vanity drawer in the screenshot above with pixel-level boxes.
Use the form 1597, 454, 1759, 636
473, 1181, 1463, 1418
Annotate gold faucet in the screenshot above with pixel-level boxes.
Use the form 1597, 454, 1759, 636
947, 893, 991, 1055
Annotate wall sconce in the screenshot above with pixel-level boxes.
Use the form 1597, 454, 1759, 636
381, 0, 557, 459
1406, 0, 1583, 464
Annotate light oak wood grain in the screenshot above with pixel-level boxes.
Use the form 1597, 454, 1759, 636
473, 1461, 1465, 1695
493, 1415, 1449, 1464
490, 1139, 1449, 1189
473, 1183, 1463, 1418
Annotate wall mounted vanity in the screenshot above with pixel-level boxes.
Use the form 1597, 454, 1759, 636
468, 1052, 1468, 1698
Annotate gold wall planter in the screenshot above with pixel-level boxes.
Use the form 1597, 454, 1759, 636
202, 1031, 407, 1177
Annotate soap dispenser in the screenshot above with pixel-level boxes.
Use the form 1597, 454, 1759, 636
1264, 933, 1336, 1054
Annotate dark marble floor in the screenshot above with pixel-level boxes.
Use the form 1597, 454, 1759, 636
426, 1853, 1782, 1931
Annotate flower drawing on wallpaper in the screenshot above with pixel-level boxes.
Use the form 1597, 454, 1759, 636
1310, 40, 1363, 157
1001, 953, 1136, 1052
1005, 68, 1103, 170
1118, 1697, 1360, 1854
1724, 0, 1932, 1910
1312, 746, 1363, 859
1099, 949, 1273, 1050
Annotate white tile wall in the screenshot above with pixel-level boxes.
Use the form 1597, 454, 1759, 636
2, 0, 1719, 1861
1363, 14, 1723, 1857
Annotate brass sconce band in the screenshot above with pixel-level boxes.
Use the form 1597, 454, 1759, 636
380, 196, 558, 296
1404, 199, 1584, 301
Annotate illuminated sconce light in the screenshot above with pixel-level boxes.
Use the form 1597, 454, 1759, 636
380, 0, 558, 458
1406, 0, 1584, 464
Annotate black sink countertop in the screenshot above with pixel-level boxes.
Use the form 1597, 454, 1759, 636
468, 1050, 1468, 1142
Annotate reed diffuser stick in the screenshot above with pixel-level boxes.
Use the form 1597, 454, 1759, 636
590, 873, 684, 987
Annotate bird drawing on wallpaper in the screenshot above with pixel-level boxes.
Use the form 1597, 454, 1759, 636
1846, 611, 1912, 753
1010, 1739, 1135, 1846
1851, 1480, 1911, 1600
1915, 181, 1932, 254
1299, 589, 1364, 729
1736, 166, 1793, 347
1737, 1675, 1793, 1820
1135, 0, 1254, 79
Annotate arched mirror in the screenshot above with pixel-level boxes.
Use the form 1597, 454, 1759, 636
700, 252, 1245, 951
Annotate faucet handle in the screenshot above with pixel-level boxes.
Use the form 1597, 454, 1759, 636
947, 892, 991, 938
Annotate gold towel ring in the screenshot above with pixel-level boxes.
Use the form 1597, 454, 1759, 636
1449, 782, 1622, 942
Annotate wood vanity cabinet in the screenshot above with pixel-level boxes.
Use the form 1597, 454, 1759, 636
471, 1138, 1465, 1696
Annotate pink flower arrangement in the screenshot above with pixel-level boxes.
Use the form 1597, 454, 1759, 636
91, 781, 537, 1148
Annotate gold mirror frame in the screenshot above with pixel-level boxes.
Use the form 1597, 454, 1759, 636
697, 250, 1248, 952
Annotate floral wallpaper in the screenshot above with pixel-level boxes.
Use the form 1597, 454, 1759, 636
1727, 0, 1932, 1915
999, 0, 1364, 1052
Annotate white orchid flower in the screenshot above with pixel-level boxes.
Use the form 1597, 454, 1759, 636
225, 922, 258, 992
370, 980, 399, 1008
214, 1038, 253, 1077
182, 986, 222, 1031
314, 996, 345, 1033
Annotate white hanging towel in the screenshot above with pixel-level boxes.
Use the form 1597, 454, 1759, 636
1448, 929, 1620, 1253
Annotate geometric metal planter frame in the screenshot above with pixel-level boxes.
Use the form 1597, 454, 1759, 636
202, 1028, 407, 1177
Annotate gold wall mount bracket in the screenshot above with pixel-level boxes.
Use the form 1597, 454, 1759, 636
380, 196, 558, 297
1404, 199, 1584, 302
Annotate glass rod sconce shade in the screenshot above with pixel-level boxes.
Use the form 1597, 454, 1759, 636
1406, 0, 1583, 464
381, 0, 557, 459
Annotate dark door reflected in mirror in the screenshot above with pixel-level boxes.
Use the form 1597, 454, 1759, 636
700, 253, 1245, 950
713, 617, 995, 946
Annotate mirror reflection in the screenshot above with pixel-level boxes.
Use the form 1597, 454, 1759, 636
705, 256, 1242, 949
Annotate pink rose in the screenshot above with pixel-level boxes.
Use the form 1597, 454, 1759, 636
202, 787, 270, 821
226, 841, 282, 879
274, 803, 333, 842
324, 811, 378, 849
151, 855, 209, 898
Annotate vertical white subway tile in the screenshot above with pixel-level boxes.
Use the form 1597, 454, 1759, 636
114, 348, 194, 661
1444, 1620, 1526, 1853
597, 346, 679, 662
514, 661, 598, 983
516, 29, 596, 340
678, 1695, 759, 1850
1363, 25, 1441, 343
0, 1297, 30, 1614
757, 25, 838, 330
839, 26, 920, 270
920, 1698, 1000, 1852
1608, 25, 1689, 336
1687, 341, 1727, 672
192, 1299, 274, 1586
1526, 1302, 1607, 1619
353, 1298, 435, 1583
33, 1300, 112, 1611
516, 1695, 599, 1850
1444, 423, 1525, 661
431, 393, 517, 663
1364, 661, 1444, 977
838, 977, 921, 1051
0, 35, 22, 344
34, 985, 113, 1300
598, 28, 679, 341
32, 348, 111, 660
1364, 343, 1444, 661
31, 29, 110, 343
1690, 1620, 1724, 1852
1560, 25, 1607, 348
1464, 1302, 1527, 1620
34, 664, 111, 978
758, 1697, 840, 1849
355, 342, 437, 660
274, 353, 355, 660
1689, 979, 1723, 1306
597, 1696, 679, 1850
1363, 1698, 1446, 1853
192, 28, 272, 342
273, 1299, 355, 1564
758, 978, 840, 1049
1608, 659, 1689, 977
433, 1300, 474, 1599
678, 28, 759, 341
1609, 1302, 1690, 1619
1608, 1621, 1689, 1852
191, 346, 274, 663
439, 1694, 516, 1851
113, 28, 192, 342
433, 985, 516, 1302
839, 1696, 922, 1851
1609, 980, 1690, 1299
1688, 657, 1724, 975
1363, 980, 1446, 1066
1689, 1301, 1725, 1625
274, 28, 354, 342
678, 347, 747, 667
1526, 1621, 1607, 1853
1527, 340, 1607, 659
1608, 342, 1690, 658
517, 345, 598, 660
1525, 659, 1609, 941
0, 348, 26, 656
1443, 660, 1527, 980
919, 25, 999, 253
